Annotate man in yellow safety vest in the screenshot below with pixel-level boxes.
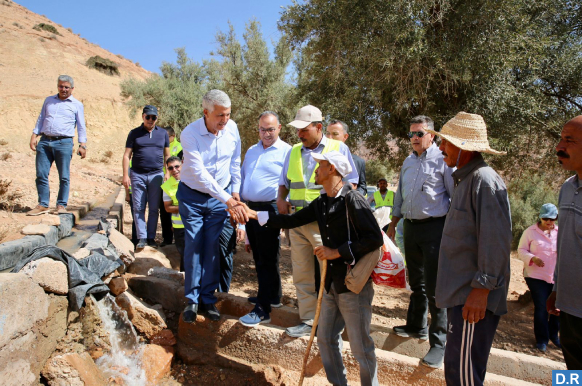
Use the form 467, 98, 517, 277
160, 156, 185, 270
277, 104, 360, 337
368, 178, 395, 231
160, 127, 183, 247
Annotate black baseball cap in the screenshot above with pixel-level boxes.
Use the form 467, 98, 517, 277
142, 105, 158, 115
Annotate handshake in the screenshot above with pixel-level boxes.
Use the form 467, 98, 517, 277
226, 201, 257, 225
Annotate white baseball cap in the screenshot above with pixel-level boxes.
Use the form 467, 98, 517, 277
312, 151, 352, 177
288, 105, 323, 128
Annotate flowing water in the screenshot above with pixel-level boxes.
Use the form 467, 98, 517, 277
92, 294, 147, 385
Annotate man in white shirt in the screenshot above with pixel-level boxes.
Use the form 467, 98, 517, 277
176, 90, 247, 323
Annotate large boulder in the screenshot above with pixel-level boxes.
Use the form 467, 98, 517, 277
20, 257, 69, 295
127, 247, 172, 275
40, 214, 61, 227
42, 352, 107, 386
115, 291, 167, 339
0, 274, 67, 386
108, 228, 135, 267
21, 223, 52, 236
141, 344, 174, 385
127, 275, 187, 313
147, 266, 185, 285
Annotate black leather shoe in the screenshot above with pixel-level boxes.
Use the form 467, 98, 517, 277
202, 303, 221, 321
183, 304, 198, 324
393, 325, 429, 340
147, 238, 158, 247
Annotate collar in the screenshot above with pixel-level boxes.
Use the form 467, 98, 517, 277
140, 124, 159, 132
412, 143, 440, 159
198, 118, 225, 137
54, 94, 73, 102
533, 223, 557, 237
567, 174, 581, 188
259, 137, 284, 150
302, 134, 326, 151
451, 153, 487, 183
322, 182, 352, 199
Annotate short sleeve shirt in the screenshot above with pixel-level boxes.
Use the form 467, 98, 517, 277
126, 125, 169, 174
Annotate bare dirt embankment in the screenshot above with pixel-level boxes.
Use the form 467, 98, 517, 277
0, 0, 151, 242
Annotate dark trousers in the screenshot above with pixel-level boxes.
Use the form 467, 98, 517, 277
159, 194, 173, 243
525, 277, 559, 345
560, 311, 582, 370
218, 217, 236, 293
403, 217, 447, 349
128, 193, 138, 246
246, 202, 282, 313
444, 305, 500, 386
174, 227, 185, 272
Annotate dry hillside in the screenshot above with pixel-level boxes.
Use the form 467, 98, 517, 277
0, 0, 151, 242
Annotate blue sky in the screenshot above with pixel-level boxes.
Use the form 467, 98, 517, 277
16, 0, 295, 73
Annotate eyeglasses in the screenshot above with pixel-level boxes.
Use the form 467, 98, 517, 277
541, 218, 556, 222
407, 131, 426, 138
58, 85, 71, 90
145, 115, 157, 121
259, 127, 277, 134
167, 165, 180, 171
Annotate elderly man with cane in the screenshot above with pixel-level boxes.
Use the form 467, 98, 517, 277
231, 151, 383, 386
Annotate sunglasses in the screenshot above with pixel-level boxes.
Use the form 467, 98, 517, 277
167, 165, 180, 171
541, 218, 556, 222
145, 115, 157, 121
407, 131, 426, 138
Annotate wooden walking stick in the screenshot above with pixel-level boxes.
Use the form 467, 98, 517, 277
298, 259, 327, 386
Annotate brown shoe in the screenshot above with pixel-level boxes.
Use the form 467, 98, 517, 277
52, 205, 67, 214
27, 205, 50, 216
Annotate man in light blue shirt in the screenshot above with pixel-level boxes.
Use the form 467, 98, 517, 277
237, 111, 292, 327
387, 115, 454, 368
28, 75, 87, 216
176, 90, 247, 324
276, 105, 359, 338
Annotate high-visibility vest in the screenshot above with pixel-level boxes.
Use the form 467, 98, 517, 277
287, 139, 342, 211
374, 190, 394, 208
160, 177, 184, 228
170, 139, 182, 157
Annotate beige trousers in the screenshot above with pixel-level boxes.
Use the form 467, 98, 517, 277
289, 221, 323, 324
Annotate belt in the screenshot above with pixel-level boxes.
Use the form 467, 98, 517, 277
42, 135, 72, 141
246, 200, 276, 207
183, 181, 231, 198
406, 216, 445, 224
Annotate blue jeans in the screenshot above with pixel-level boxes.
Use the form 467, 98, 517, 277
177, 182, 228, 305
130, 171, 164, 239
525, 277, 559, 345
35, 137, 73, 207
317, 280, 378, 386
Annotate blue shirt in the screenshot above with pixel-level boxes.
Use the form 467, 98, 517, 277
278, 135, 359, 188
33, 94, 87, 143
241, 138, 292, 202
125, 125, 169, 174
392, 143, 454, 220
180, 117, 241, 204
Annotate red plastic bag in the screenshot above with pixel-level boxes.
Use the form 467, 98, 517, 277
372, 232, 407, 289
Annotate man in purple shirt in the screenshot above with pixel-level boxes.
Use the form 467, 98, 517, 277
28, 75, 87, 216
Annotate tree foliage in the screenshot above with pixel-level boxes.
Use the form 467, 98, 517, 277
279, 0, 582, 174
120, 20, 299, 153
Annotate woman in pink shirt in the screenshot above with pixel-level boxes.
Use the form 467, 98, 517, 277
517, 203, 560, 353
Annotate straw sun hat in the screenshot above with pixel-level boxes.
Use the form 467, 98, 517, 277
426, 112, 506, 155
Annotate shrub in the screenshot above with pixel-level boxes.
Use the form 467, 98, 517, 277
104, 150, 113, 158
1, 152, 11, 160
67, 27, 72, 33
1, 0, 12, 7
50, 34, 57, 40
33, 23, 60, 35
507, 174, 559, 250
39, 37, 45, 42
12, 22, 23, 29
135, 62, 141, 68
0, 179, 23, 210
86, 55, 120, 76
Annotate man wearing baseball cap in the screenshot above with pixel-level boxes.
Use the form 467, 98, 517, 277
276, 105, 360, 338
122, 105, 170, 251
234, 151, 383, 386
428, 112, 511, 386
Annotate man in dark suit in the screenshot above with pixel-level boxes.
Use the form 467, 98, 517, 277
326, 120, 367, 195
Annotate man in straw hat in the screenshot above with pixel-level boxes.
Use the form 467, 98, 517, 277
427, 112, 511, 386
547, 115, 582, 369
387, 115, 454, 368
276, 105, 359, 338
233, 151, 383, 386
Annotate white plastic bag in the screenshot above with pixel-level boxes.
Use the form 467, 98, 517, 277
372, 232, 409, 290
373, 206, 391, 229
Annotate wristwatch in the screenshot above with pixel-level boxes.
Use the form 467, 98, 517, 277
79, 145, 87, 149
